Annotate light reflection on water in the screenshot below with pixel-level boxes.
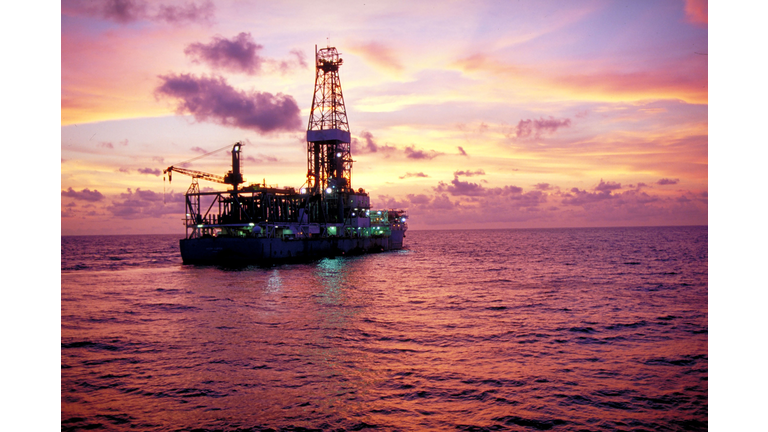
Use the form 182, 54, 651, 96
62, 227, 707, 431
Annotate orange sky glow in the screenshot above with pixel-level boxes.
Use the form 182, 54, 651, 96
61, 0, 708, 235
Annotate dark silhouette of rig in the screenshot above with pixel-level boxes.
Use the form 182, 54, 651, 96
162, 46, 407, 258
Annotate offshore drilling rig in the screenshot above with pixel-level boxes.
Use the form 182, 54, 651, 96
164, 46, 407, 264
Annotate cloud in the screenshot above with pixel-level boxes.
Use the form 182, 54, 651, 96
378, 176, 706, 228
184, 34, 307, 76
155, 73, 302, 133
190, 146, 207, 153
562, 188, 614, 206
156, 0, 214, 24
98, 139, 128, 149
454, 169, 485, 177
684, 0, 707, 25
245, 154, 278, 164
185, 32, 265, 75
402, 193, 455, 210
348, 41, 403, 73
404, 145, 443, 160
406, 194, 431, 205
595, 179, 621, 192
399, 172, 429, 179
458, 146, 468, 157
396, 182, 550, 226
138, 168, 162, 176
435, 177, 486, 196
352, 131, 376, 153
435, 176, 528, 197
351, 131, 397, 155
515, 116, 572, 139
68, 0, 214, 25
453, 53, 521, 76
107, 188, 184, 219
95, 0, 148, 23
657, 178, 680, 185
62, 187, 105, 202
275, 49, 308, 74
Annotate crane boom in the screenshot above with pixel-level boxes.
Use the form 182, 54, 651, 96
163, 142, 245, 189
163, 166, 227, 184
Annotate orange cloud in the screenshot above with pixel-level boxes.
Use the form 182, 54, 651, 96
452, 53, 707, 104
347, 41, 404, 74
554, 69, 707, 104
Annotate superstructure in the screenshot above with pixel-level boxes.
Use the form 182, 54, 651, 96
164, 46, 407, 265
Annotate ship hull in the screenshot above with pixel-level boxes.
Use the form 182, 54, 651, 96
180, 229, 405, 265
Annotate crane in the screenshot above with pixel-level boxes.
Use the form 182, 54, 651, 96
164, 142, 245, 189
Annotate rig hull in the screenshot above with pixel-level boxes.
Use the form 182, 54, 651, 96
181, 229, 405, 265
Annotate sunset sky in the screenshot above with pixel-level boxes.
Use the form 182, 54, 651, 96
60, 0, 709, 235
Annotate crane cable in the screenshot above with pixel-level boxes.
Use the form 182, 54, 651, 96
163, 143, 235, 205
170, 143, 234, 168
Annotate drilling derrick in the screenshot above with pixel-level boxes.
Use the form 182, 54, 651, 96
307, 46, 352, 200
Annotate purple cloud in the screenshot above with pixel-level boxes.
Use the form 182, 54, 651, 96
156, 1, 214, 24
404, 145, 443, 160
534, 183, 552, 190
436, 176, 528, 198
245, 154, 278, 164
406, 194, 431, 205
107, 188, 184, 219
491, 185, 524, 195
399, 172, 429, 179
351, 131, 397, 154
184, 34, 307, 75
657, 178, 680, 185
515, 116, 572, 139
62, 187, 105, 202
561, 188, 614, 206
185, 32, 265, 75
155, 73, 302, 133
96, 0, 148, 23
138, 168, 162, 176
435, 177, 486, 196
595, 179, 621, 192
275, 49, 308, 74
353, 131, 379, 153
458, 146, 468, 157
454, 169, 485, 177
71, 0, 214, 24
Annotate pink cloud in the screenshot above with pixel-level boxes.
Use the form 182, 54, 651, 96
684, 0, 708, 25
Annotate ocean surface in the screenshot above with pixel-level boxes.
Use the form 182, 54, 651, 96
61, 226, 708, 431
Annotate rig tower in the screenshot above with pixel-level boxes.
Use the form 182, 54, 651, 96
306, 46, 352, 197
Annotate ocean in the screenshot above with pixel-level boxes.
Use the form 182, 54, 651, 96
61, 226, 708, 431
